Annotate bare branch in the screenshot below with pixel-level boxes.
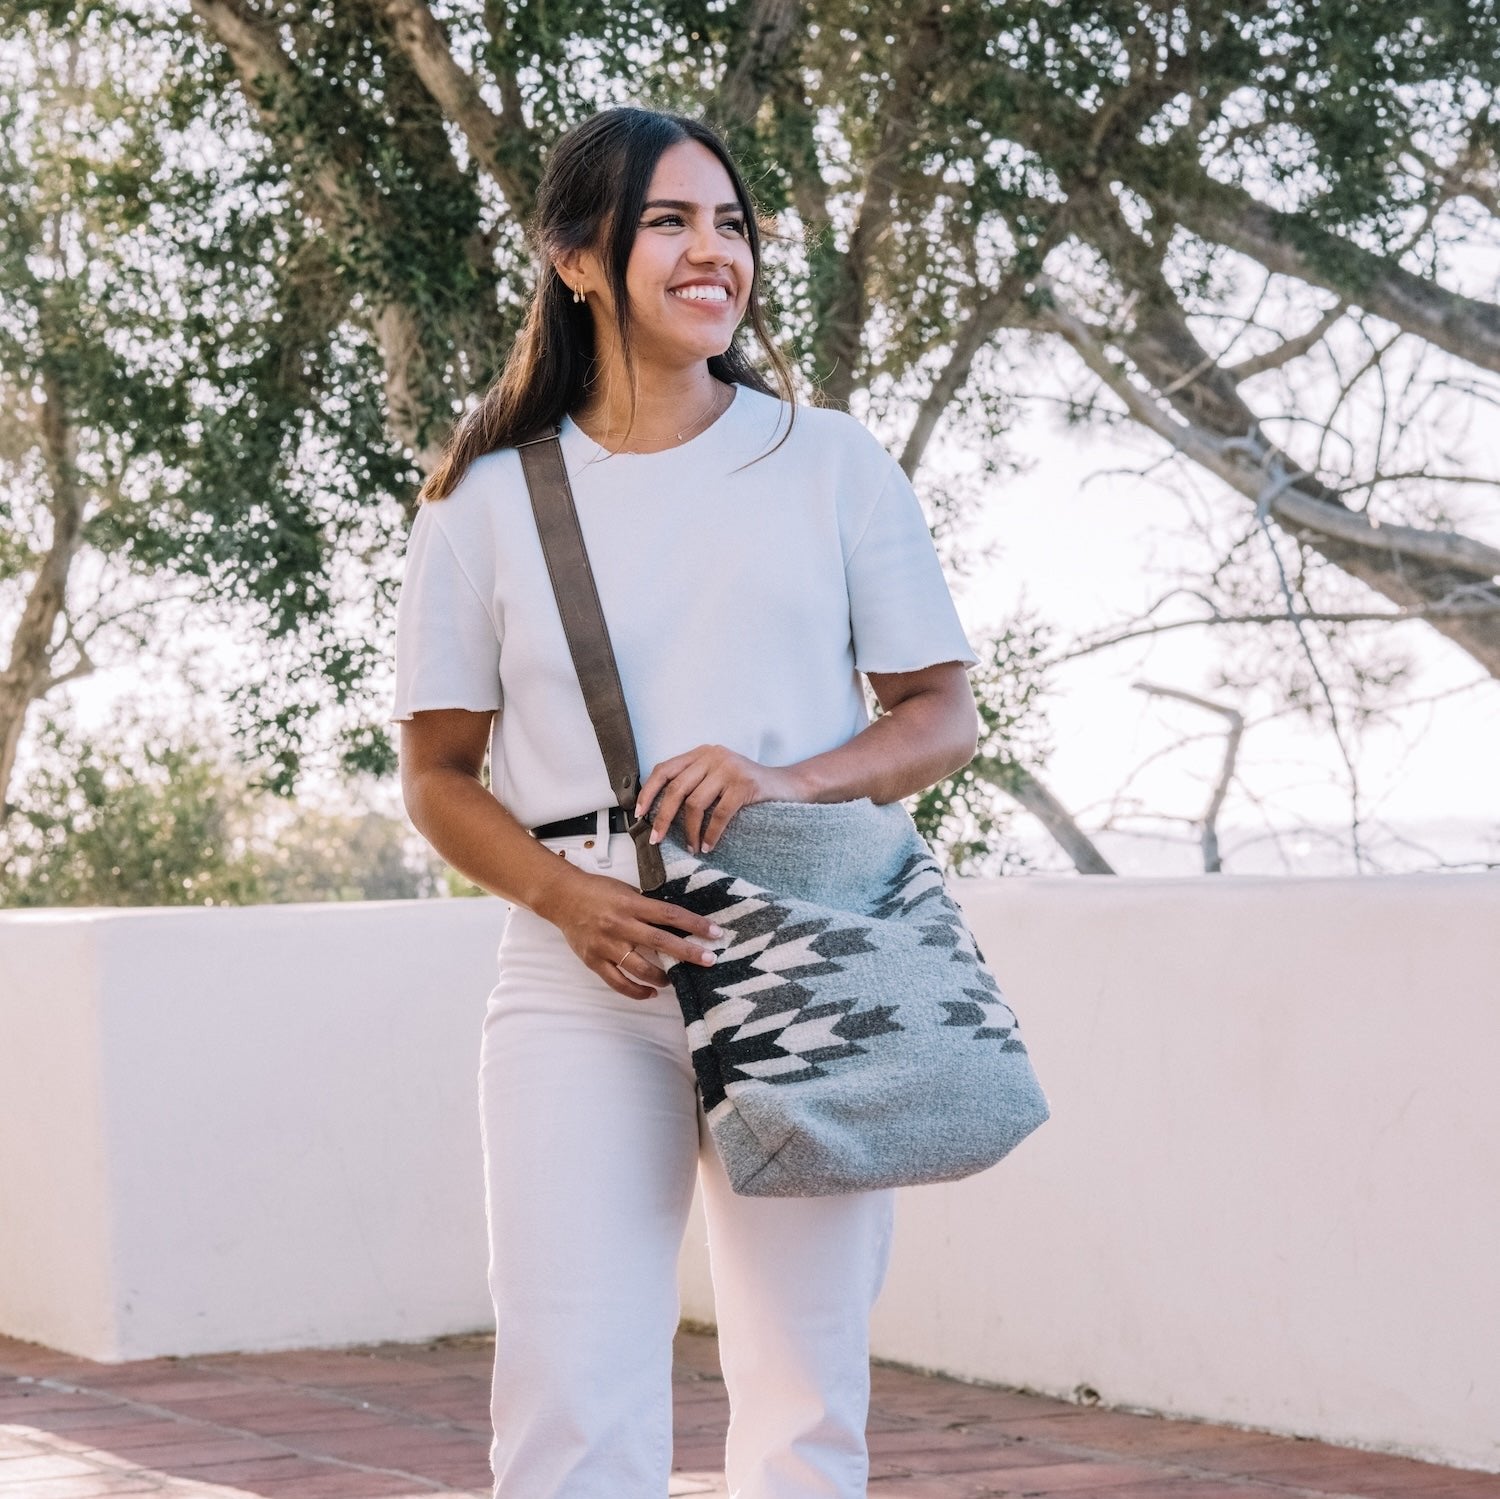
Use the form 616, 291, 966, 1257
1004, 763, 1116, 875
1313, 321, 1402, 479
1227, 300, 1347, 381
1248, 466, 1369, 868
899, 208, 1077, 477
1337, 468, 1500, 496
1130, 681, 1244, 872
1037, 292, 1500, 574
1061, 600, 1500, 661
1157, 179, 1500, 377
1037, 278, 1500, 677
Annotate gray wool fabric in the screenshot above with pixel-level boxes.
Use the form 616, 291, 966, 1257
657, 798, 1050, 1197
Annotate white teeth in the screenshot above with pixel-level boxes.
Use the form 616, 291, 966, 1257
671, 286, 729, 302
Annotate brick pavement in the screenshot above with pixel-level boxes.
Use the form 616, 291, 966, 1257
1, 1328, 1494, 1497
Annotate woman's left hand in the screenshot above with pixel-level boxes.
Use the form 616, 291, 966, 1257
635, 746, 804, 855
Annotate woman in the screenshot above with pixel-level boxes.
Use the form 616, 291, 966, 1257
393, 105, 980, 1499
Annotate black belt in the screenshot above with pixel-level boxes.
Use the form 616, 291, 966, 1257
531, 806, 633, 840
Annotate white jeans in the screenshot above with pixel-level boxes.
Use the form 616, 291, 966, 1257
478, 825, 895, 1499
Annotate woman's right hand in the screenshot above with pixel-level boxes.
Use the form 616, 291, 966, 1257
535, 864, 725, 1000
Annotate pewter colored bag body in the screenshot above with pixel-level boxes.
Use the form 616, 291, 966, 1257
654, 798, 1049, 1195
517, 429, 1051, 1196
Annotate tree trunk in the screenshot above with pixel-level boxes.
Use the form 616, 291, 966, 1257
0, 364, 87, 817
1006, 765, 1118, 875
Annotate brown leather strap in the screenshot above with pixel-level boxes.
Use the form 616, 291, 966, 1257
517, 428, 667, 892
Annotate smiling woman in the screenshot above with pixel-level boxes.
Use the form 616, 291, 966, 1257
419, 111, 797, 486
390, 105, 982, 1499
557, 147, 758, 452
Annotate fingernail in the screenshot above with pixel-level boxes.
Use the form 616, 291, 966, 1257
650, 828, 662, 845
633, 801, 642, 818
699, 950, 717, 965
708, 923, 726, 937
702, 840, 715, 853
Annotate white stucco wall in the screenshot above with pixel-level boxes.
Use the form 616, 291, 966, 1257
693, 872, 1500, 1474
0, 900, 502, 1362
2, 873, 1496, 1471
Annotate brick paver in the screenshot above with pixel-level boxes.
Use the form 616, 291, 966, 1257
1, 1328, 1493, 1497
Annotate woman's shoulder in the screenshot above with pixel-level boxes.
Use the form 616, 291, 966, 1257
408, 446, 528, 590
736, 387, 899, 471
418, 444, 527, 525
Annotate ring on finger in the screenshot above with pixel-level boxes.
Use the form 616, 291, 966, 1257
614, 944, 635, 973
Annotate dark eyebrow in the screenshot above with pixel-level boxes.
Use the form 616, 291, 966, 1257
641, 199, 743, 214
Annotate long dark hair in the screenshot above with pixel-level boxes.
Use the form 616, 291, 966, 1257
421, 107, 798, 501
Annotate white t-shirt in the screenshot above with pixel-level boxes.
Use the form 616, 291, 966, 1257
390, 382, 979, 831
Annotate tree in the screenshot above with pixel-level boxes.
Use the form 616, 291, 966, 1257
0, 13, 418, 812
4, 1, 1497, 870
0, 703, 444, 906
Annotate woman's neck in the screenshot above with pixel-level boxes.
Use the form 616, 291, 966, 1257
572, 365, 730, 454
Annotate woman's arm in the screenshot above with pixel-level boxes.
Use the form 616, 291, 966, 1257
400, 708, 575, 915
789, 661, 979, 807
399, 708, 723, 998
635, 661, 979, 854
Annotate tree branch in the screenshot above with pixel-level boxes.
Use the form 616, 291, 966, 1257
975, 53, 1500, 375
818, 0, 948, 405
1061, 600, 1500, 661
1401, 131, 1500, 219
1156, 177, 1500, 377
899, 206, 1077, 476
715, 0, 806, 131
1227, 299, 1347, 380
0, 358, 87, 814
1130, 681, 1243, 873
377, 0, 539, 212
1037, 285, 1500, 677
189, 0, 449, 472
1004, 762, 1116, 875
1046, 292, 1500, 575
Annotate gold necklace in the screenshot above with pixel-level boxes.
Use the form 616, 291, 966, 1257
585, 382, 728, 454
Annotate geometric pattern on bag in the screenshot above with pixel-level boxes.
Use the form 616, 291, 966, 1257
869, 850, 1030, 1047
659, 844, 1031, 1118
655, 805, 1049, 1197
654, 858, 903, 1114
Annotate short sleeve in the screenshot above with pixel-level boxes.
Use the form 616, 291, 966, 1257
389, 502, 503, 723
846, 461, 979, 674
